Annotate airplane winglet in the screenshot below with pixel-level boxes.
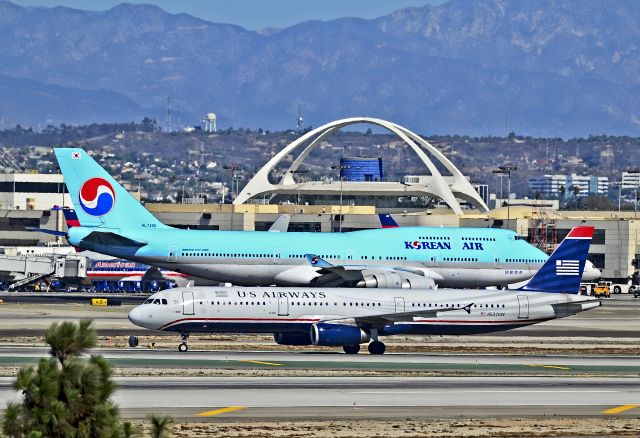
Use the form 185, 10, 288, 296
304, 254, 333, 268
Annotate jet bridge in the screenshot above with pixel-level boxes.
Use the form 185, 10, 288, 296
0, 254, 87, 291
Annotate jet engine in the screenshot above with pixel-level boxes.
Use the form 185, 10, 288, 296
356, 272, 435, 289
273, 332, 312, 345
310, 323, 370, 346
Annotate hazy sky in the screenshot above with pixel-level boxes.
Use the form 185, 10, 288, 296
11, 0, 443, 29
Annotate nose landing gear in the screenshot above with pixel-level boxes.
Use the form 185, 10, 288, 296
178, 333, 189, 352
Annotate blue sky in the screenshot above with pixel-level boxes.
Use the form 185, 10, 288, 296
11, 0, 443, 29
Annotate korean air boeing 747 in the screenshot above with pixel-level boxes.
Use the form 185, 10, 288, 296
53, 148, 599, 289
128, 226, 600, 354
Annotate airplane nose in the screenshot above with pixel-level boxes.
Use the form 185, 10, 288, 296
582, 260, 601, 281
128, 306, 146, 328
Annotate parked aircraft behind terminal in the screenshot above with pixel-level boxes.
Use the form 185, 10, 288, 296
53, 148, 599, 289
129, 226, 600, 354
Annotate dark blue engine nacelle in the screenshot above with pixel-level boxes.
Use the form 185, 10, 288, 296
273, 332, 313, 346
310, 323, 370, 346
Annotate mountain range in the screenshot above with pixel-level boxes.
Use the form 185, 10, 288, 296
1, 0, 640, 137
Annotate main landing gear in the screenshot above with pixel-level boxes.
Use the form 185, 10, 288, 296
367, 328, 385, 355
367, 341, 385, 355
342, 329, 386, 355
178, 333, 189, 352
343, 344, 360, 354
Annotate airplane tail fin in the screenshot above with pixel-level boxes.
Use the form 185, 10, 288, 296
54, 148, 167, 230
62, 207, 81, 228
304, 254, 333, 268
378, 213, 399, 228
518, 226, 594, 294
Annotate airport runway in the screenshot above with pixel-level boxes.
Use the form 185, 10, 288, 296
0, 375, 638, 419
1, 346, 640, 374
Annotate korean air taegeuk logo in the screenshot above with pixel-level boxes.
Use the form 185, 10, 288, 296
78, 177, 115, 216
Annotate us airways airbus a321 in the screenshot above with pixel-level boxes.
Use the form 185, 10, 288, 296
52, 148, 599, 289
128, 226, 600, 354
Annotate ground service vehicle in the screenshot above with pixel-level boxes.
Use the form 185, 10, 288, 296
593, 282, 611, 298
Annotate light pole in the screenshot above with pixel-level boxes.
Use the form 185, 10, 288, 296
331, 164, 350, 232
492, 164, 518, 226
612, 181, 623, 212
628, 169, 640, 218
222, 165, 240, 203
287, 169, 308, 204
181, 177, 191, 204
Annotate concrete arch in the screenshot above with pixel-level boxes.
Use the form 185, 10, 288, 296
234, 117, 488, 214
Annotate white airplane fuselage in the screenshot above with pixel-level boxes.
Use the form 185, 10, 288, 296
129, 286, 600, 337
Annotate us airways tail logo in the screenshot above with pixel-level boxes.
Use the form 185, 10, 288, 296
79, 178, 115, 216
556, 259, 580, 276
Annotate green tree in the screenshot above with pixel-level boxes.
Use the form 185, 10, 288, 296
3, 320, 139, 438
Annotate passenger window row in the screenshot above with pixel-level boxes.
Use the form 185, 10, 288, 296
411, 302, 506, 308
204, 300, 506, 309
506, 258, 544, 263
443, 257, 479, 262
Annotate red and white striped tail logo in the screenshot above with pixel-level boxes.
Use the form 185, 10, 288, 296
556, 259, 580, 276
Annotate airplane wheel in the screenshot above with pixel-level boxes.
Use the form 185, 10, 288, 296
368, 341, 385, 355
343, 344, 360, 354
178, 343, 188, 352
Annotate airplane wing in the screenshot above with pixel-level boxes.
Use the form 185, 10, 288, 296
268, 214, 290, 232
304, 253, 432, 287
321, 303, 474, 327
305, 254, 424, 275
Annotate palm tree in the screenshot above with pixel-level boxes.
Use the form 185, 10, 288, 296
149, 415, 174, 438
558, 184, 566, 201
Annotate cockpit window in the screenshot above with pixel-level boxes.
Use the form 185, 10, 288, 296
161, 299, 168, 305
144, 299, 153, 304
152, 299, 161, 305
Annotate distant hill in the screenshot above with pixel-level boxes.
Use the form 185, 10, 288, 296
1, 0, 640, 136
0, 74, 145, 129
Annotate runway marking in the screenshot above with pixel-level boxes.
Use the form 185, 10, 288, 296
197, 406, 246, 417
354, 390, 618, 394
601, 404, 640, 414
527, 364, 571, 370
242, 360, 284, 366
